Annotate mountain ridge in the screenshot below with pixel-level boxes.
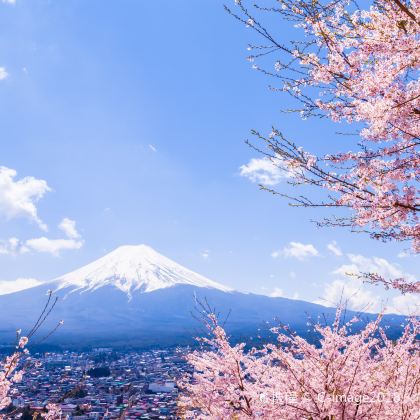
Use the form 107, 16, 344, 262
0, 245, 407, 348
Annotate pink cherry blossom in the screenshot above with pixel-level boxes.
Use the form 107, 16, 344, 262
226, 0, 419, 292
179, 309, 420, 419
42, 403, 62, 419
0, 348, 24, 410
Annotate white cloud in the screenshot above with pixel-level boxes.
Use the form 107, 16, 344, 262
389, 294, 420, 316
0, 166, 50, 230
316, 277, 420, 315
0, 278, 42, 296
0, 219, 83, 256
148, 144, 157, 152
272, 242, 319, 260
266, 288, 300, 300
59, 217, 80, 239
316, 253, 418, 315
269, 287, 284, 297
239, 155, 292, 186
333, 253, 414, 282
397, 250, 415, 259
315, 278, 380, 313
1, 0, 16, 4
25, 237, 83, 256
0, 168, 84, 256
200, 250, 210, 259
327, 241, 342, 257
0, 237, 22, 255
0, 67, 8, 80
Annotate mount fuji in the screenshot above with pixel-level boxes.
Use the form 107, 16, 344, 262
54, 244, 232, 296
0, 245, 405, 348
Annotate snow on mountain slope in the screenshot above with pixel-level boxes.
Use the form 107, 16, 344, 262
53, 244, 232, 296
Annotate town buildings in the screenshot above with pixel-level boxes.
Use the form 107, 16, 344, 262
4, 348, 191, 419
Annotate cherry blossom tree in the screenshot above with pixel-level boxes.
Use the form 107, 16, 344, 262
0, 291, 63, 418
0, 335, 28, 411
179, 308, 420, 419
178, 3, 419, 414
0, 338, 62, 419
226, 0, 419, 292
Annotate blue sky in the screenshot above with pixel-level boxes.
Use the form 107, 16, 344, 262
0, 0, 417, 314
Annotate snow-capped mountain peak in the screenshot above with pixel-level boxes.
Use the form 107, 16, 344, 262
54, 244, 232, 295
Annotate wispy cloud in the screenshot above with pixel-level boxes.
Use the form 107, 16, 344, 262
200, 249, 210, 259
272, 241, 319, 260
0, 218, 83, 257
315, 278, 379, 313
269, 287, 284, 297
316, 253, 418, 315
0, 67, 8, 80
239, 155, 292, 186
0, 237, 22, 255
327, 241, 343, 257
25, 236, 83, 256
397, 250, 416, 259
266, 288, 300, 300
390, 293, 420, 315
333, 253, 414, 282
59, 217, 81, 239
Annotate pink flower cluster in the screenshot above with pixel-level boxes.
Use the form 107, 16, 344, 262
228, 0, 419, 275
41, 403, 62, 419
179, 310, 420, 419
0, 336, 28, 411
0, 334, 62, 418
303, 0, 420, 252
